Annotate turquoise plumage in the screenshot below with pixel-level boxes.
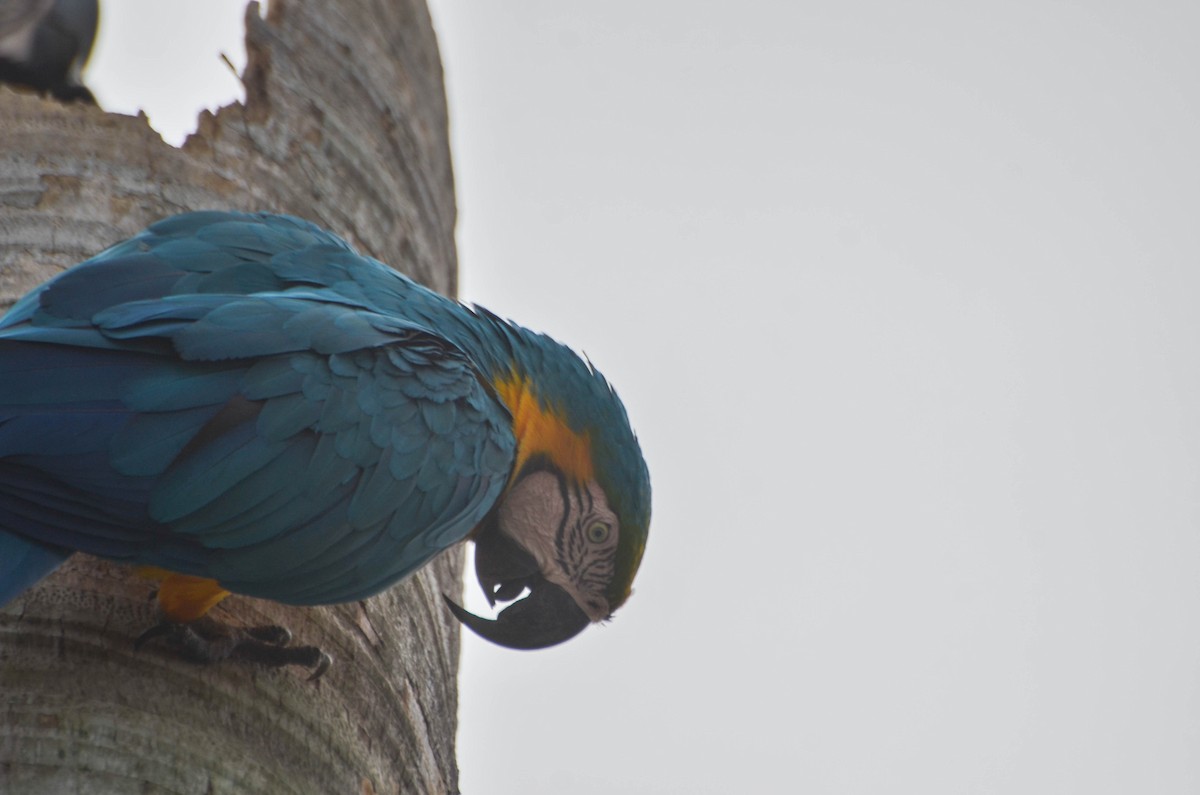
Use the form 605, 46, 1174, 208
0, 212, 650, 657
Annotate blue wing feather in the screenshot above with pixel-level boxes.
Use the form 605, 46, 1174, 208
0, 211, 517, 606
0, 530, 72, 606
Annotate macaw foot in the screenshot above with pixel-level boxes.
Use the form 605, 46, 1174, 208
134, 616, 333, 680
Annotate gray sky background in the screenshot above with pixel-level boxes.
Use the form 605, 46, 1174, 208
89, 2, 1200, 792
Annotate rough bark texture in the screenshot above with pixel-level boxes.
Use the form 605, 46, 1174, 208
0, 1, 463, 792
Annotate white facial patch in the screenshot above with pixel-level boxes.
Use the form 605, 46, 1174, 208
497, 470, 565, 571
498, 470, 619, 621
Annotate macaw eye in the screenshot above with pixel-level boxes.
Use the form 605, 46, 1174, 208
586, 521, 611, 544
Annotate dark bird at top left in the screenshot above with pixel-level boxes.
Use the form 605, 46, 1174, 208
0, 0, 98, 103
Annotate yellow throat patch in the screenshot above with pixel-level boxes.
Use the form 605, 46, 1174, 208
493, 372, 594, 483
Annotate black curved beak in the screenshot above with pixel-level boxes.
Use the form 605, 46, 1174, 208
443, 580, 590, 650
442, 520, 590, 650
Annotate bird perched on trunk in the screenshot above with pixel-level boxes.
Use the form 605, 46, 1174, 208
0, 212, 650, 674
0, 0, 98, 103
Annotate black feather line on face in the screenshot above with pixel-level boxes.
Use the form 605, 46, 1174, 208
512, 455, 614, 605
553, 473, 573, 572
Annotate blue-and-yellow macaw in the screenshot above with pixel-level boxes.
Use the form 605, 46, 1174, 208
0, 212, 650, 671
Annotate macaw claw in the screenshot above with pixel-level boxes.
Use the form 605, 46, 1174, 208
134, 616, 332, 680
244, 624, 293, 646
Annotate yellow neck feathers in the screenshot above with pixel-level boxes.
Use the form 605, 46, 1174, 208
493, 373, 594, 483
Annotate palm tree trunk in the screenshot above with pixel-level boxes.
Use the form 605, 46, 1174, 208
0, 2, 464, 791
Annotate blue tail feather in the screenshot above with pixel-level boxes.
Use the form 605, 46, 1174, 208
0, 529, 72, 606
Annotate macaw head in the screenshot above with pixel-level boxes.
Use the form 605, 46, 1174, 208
445, 325, 651, 650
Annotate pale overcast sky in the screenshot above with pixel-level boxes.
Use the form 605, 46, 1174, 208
90, 2, 1200, 792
